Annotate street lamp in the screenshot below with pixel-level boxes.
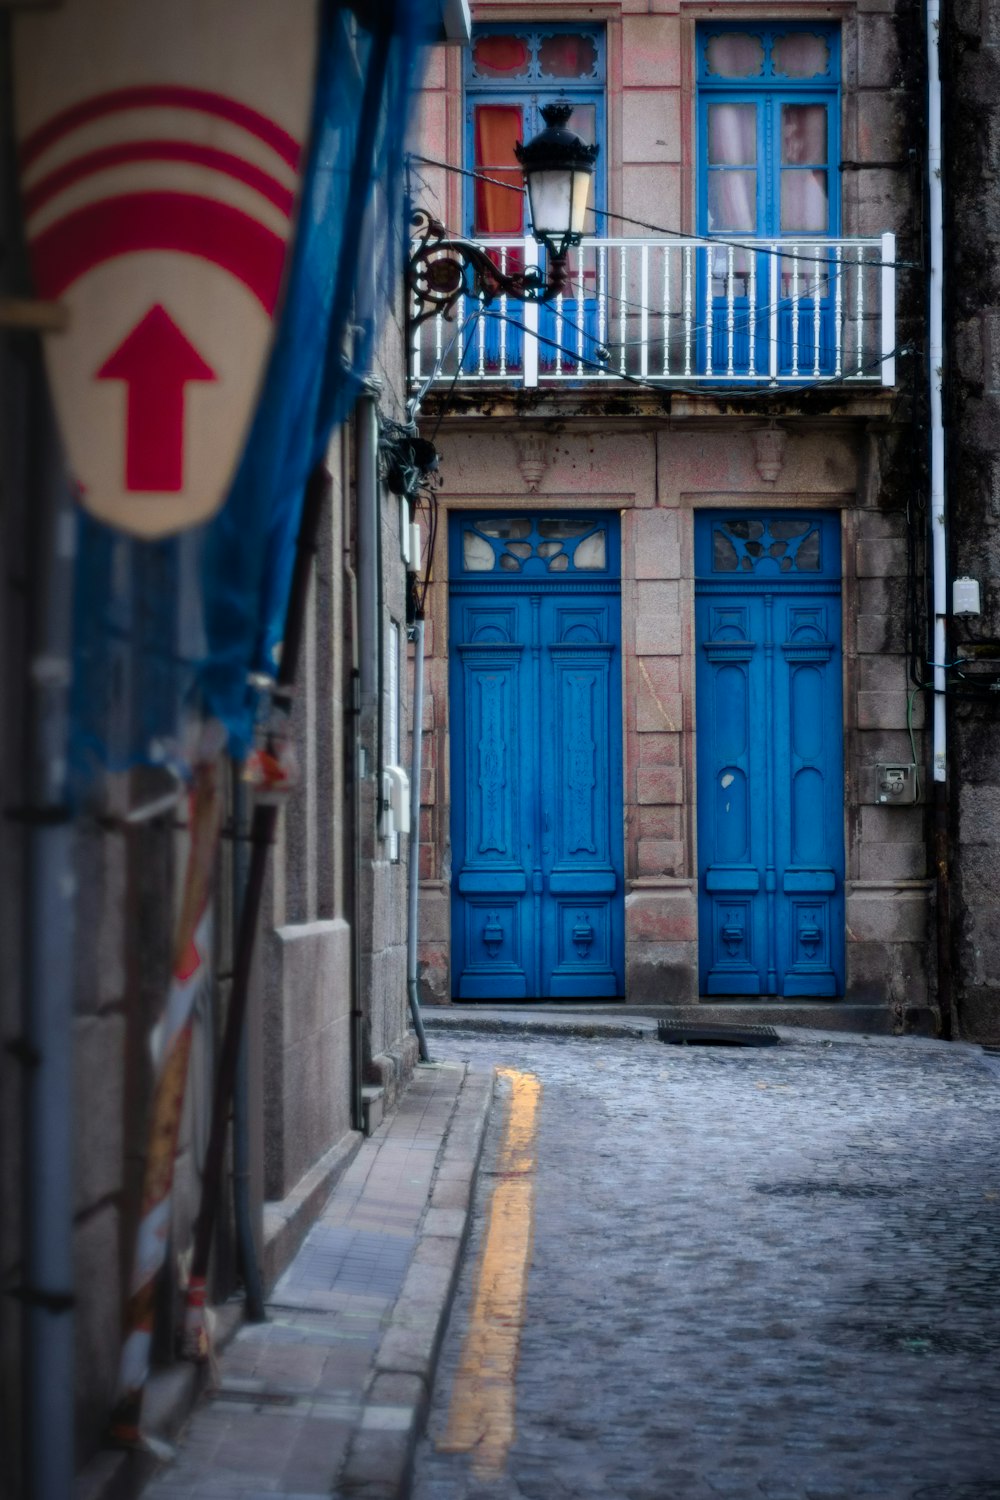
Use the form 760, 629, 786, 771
408, 101, 599, 328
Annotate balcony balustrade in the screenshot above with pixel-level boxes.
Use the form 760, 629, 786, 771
410, 233, 896, 392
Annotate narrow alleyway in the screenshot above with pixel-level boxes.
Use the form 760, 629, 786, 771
413, 1028, 1000, 1500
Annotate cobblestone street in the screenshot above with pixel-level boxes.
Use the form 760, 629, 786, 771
413, 1029, 1000, 1500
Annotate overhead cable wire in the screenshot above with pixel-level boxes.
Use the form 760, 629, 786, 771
407, 152, 919, 272
408, 304, 481, 417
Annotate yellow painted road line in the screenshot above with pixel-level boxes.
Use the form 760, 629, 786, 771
438, 1067, 542, 1478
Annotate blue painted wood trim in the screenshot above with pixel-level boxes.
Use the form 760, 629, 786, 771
695, 509, 844, 998
449, 510, 624, 999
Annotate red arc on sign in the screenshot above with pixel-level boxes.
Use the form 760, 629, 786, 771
96, 304, 216, 492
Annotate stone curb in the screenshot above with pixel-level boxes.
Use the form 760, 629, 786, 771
422, 1008, 976, 1052
335, 1064, 495, 1500
427, 1015, 651, 1041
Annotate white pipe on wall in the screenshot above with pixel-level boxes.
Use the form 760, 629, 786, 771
357, 392, 380, 710
406, 616, 430, 1063
927, 0, 947, 782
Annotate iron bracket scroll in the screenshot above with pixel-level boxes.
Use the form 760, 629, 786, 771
407, 210, 568, 329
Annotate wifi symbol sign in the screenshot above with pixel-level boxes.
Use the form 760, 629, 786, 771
14, 3, 317, 538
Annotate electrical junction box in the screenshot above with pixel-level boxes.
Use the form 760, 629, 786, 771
380, 764, 411, 837
953, 576, 982, 617
876, 763, 920, 805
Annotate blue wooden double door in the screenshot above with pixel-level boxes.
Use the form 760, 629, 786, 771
696, 511, 845, 996
449, 512, 625, 999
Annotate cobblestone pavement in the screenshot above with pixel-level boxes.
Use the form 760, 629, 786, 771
412, 1030, 1000, 1500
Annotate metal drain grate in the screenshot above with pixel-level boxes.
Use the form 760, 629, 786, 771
656, 1020, 781, 1047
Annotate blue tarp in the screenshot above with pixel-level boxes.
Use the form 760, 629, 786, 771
71, 0, 424, 786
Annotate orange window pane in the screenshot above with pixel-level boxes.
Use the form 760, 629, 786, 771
474, 105, 524, 235
472, 34, 530, 78
537, 32, 598, 79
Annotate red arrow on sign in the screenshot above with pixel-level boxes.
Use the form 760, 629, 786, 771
96, 304, 216, 492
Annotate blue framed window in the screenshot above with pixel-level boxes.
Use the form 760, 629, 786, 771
465, 24, 605, 238
464, 24, 606, 375
696, 23, 841, 376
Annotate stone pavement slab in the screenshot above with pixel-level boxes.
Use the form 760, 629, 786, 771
140, 1060, 494, 1500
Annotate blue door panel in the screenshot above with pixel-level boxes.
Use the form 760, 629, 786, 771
451, 621, 533, 998
695, 511, 844, 997
449, 513, 624, 999
544, 623, 621, 996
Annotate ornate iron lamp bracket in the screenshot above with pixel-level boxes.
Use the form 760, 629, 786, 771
407, 210, 568, 330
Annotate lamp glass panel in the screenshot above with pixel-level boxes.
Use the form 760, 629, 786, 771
527, 168, 574, 240
570, 167, 593, 235
566, 104, 597, 231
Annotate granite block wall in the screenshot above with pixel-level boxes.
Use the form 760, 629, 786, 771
944, 0, 1000, 1041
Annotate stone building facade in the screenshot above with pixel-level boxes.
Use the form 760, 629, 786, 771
411, 0, 938, 1026
944, 0, 1000, 1043
0, 5, 439, 1485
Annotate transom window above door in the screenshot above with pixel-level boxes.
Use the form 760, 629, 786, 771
466, 23, 606, 240
455, 514, 617, 577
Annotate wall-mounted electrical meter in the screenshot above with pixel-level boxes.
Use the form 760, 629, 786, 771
876, 763, 920, 805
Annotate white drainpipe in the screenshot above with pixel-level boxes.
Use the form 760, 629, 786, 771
926, 0, 954, 1037
927, 0, 946, 784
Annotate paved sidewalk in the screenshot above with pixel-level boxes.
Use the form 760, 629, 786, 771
142, 1060, 493, 1500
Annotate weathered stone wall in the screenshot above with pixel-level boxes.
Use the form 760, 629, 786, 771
261, 429, 354, 1201
944, 0, 1000, 1041
260, 93, 426, 1183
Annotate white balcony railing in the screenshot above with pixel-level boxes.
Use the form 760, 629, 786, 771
411, 233, 896, 391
